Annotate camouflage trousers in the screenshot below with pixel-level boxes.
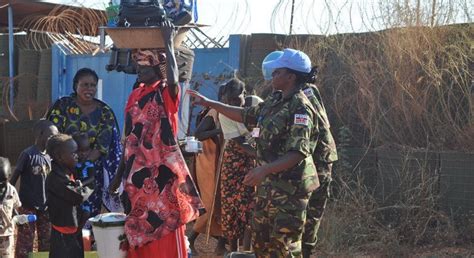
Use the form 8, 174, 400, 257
15, 207, 51, 258
0, 235, 14, 258
252, 182, 311, 258
302, 163, 332, 250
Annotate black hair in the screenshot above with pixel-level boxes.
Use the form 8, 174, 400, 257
0, 157, 11, 180
217, 84, 226, 101
73, 68, 99, 93
287, 66, 318, 85
33, 119, 55, 138
221, 78, 245, 100
46, 134, 73, 160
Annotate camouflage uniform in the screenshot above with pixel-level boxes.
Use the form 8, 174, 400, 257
300, 83, 338, 256
242, 88, 319, 258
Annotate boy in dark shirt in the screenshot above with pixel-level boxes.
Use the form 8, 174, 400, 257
72, 132, 96, 226
46, 134, 93, 258
10, 119, 58, 258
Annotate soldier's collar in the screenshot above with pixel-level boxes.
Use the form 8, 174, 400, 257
282, 84, 304, 100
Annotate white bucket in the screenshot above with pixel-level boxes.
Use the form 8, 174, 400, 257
88, 213, 127, 258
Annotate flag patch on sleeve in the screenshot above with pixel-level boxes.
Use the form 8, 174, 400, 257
294, 114, 309, 126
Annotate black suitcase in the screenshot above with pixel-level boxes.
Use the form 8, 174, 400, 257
118, 0, 166, 27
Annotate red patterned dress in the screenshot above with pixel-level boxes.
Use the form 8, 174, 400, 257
123, 80, 203, 258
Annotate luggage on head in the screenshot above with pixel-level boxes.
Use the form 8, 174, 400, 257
117, 0, 195, 27
118, 0, 166, 27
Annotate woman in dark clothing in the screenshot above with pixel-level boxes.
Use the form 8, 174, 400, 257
45, 133, 93, 258
47, 68, 123, 219
188, 86, 226, 255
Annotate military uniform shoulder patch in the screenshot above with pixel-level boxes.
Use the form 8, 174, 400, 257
294, 114, 309, 126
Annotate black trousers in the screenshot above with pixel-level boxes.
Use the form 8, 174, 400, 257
49, 227, 84, 258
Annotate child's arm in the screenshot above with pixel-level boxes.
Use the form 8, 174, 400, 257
47, 176, 85, 206
12, 185, 21, 217
108, 153, 125, 194
79, 163, 96, 188
10, 151, 27, 185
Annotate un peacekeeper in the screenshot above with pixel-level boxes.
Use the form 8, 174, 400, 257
300, 82, 338, 258
262, 51, 339, 257
188, 48, 320, 257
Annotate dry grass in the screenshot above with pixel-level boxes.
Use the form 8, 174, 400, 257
315, 148, 468, 255
248, 1, 473, 151
249, 3, 474, 254
284, 23, 473, 151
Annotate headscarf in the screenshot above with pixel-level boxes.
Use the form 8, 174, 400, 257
132, 49, 166, 67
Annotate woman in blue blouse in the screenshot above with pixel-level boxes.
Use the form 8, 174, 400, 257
47, 68, 122, 220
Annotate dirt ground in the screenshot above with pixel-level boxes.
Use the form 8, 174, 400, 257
185, 222, 221, 258
21, 221, 473, 257
186, 222, 474, 258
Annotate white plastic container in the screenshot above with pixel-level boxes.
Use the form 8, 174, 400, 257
88, 213, 127, 258
185, 136, 202, 153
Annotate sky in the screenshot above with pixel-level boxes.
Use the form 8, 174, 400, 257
61, 0, 472, 38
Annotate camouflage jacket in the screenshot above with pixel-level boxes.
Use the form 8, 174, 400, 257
242, 88, 319, 195
301, 83, 338, 166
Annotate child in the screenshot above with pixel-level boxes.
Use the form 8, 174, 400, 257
0, 157, 21, 258
46, 134, 93, 258
72, 132, 96, 226
10, 119, 58, 258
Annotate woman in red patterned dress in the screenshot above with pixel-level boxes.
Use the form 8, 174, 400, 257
109, 21, 203, 258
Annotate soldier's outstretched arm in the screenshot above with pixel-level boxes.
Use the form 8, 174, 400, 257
187, 89, 244, 122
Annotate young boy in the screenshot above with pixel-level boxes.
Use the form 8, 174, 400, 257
72, 132, 96, 226
0, 157, 21, 258
46, 134, 93, 258
10, 119, 58, 258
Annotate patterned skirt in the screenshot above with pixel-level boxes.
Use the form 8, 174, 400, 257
220, 139, 255, 240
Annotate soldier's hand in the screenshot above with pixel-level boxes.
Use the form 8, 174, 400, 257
243, 167, 267, 186
187, 89, 211, 107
